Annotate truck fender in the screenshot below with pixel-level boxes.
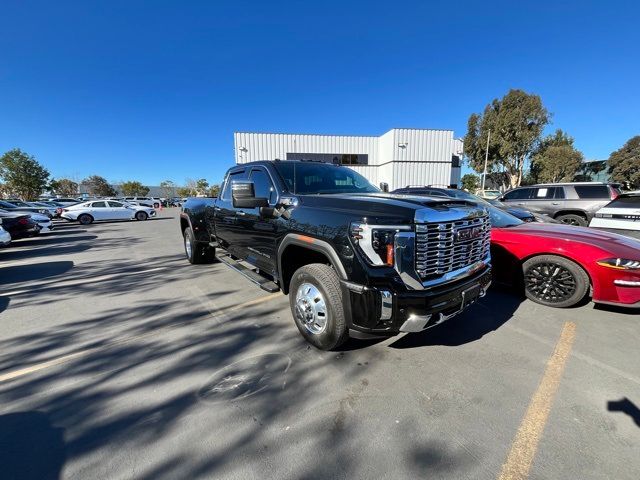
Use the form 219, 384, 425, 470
277, 234, 348, 284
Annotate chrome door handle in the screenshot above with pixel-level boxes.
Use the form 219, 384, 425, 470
551, 202, 560, 205
214, 207, 221, 211
237, 211, 246, 216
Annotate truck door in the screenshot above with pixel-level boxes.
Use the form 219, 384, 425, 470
235, 167, 280, 275
213, 168, 247, 257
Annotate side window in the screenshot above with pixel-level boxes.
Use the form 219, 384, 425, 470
575, 185, 609, 199
108, 201, 124, 207
503, 188, 532, 200
91, 201, 107, 208
221, 170, 246, 201
250, 169, 276, 204
532, 187, 560, 199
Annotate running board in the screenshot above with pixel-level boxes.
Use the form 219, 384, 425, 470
217, 254, 280, 293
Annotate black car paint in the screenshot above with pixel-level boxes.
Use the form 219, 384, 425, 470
181, 161, 491, 336
0, 213, 40, 239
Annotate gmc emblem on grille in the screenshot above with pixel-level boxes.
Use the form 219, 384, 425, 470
455, 226, 482, 242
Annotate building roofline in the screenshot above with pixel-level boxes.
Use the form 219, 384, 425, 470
234, 127, 455, 138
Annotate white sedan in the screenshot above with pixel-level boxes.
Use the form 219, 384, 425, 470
590, 192, 640, 232
61, 200, 156, 225
0, 225, 11, 246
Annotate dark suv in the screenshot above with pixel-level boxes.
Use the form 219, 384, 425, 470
498, 183, 620, 226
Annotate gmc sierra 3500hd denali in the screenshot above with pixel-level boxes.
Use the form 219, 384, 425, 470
180, 160, 492, 350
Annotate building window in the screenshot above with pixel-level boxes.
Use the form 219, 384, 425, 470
286, 152, 368, 165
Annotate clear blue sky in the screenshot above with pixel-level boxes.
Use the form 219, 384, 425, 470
1, 0, 638, 186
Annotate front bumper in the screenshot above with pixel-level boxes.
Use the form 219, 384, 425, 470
341, 266, 492, 335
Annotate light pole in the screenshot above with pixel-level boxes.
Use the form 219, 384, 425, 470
481, 129, 491, 191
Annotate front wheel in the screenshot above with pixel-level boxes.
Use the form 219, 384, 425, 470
288, 263, 348, 350
135, 211, 148, 221
522, 255, 590, 308
183, 227, 215, 264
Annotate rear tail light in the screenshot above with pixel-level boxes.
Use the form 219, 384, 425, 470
18, 218, 29, 225
610, 187, 620, 200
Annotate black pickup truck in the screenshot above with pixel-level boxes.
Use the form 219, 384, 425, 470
180, 160, 492, 350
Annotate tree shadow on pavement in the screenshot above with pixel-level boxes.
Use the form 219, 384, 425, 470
0, 286, 475, 479
608, 397, 640, 428
388, 289, 523, 349
0, 261, 74, 285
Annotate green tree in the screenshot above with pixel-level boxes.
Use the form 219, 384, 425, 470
195, 178, 209, 195
160, 180, 176, 198
177, 187, 192, 198
460, 173, 480, 192
208, 184, 221, 197
0, 148, 50, 199
608, 136, 640, 188
464, 89, 550, 188
120, 181, 150, 196
530, 130, 583, 183
49, 178, 78, 197
83, 175, 116, 196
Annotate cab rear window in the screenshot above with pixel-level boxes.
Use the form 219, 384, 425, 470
605, 196, 640, 209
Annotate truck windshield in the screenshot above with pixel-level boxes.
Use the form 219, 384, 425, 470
273, 162, 379, 195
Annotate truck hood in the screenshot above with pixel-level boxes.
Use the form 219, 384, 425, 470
299, 193, 486, 223
507, 222, 640, 255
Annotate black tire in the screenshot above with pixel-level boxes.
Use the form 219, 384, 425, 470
78, 214, 93, 225
183, 227, 216, 264
288, 263, 348, 350
135, 211, 148, 221
522, 255, 590, 308
556, 214, 587, 227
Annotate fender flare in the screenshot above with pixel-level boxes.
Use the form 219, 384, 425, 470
277, 234, 348, 282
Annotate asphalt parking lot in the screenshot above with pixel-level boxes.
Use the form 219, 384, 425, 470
1, 210, 639, 480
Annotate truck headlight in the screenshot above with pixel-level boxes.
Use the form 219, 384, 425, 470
350, 222, 411, 266
596, 258, 640, 270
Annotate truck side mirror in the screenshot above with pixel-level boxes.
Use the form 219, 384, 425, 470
379, 182, 389, 192
231, 181, 269, 209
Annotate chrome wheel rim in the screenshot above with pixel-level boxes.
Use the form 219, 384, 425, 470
295, 283, 328, 334
184, 235, 192, 259
560, 217, 580, 226
525, 263, 577, 303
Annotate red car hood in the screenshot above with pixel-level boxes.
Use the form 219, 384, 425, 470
496, 223, 640, 257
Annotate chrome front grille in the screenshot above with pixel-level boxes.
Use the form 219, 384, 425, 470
415, 215, 491, 279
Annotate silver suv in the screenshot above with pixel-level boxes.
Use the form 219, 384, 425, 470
498, 182, 620, 226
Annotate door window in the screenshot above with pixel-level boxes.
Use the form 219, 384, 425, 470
532, 187, 564, 199
250, 169, 276, 204
108, 201, 124, 207
503, 188, 533, 200
221, 170, 247, 201
91, 202, 107, 208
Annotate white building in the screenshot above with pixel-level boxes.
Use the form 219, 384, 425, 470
234, 128, 463, 191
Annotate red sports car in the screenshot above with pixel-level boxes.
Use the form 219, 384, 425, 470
488, 207, 640, 308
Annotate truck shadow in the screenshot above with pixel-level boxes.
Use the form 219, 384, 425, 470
388, 289, 523, 349
0, 411, 66, 480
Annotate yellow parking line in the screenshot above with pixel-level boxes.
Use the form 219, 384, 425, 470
0, 292, 283, 383
498, 321, 576, 480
